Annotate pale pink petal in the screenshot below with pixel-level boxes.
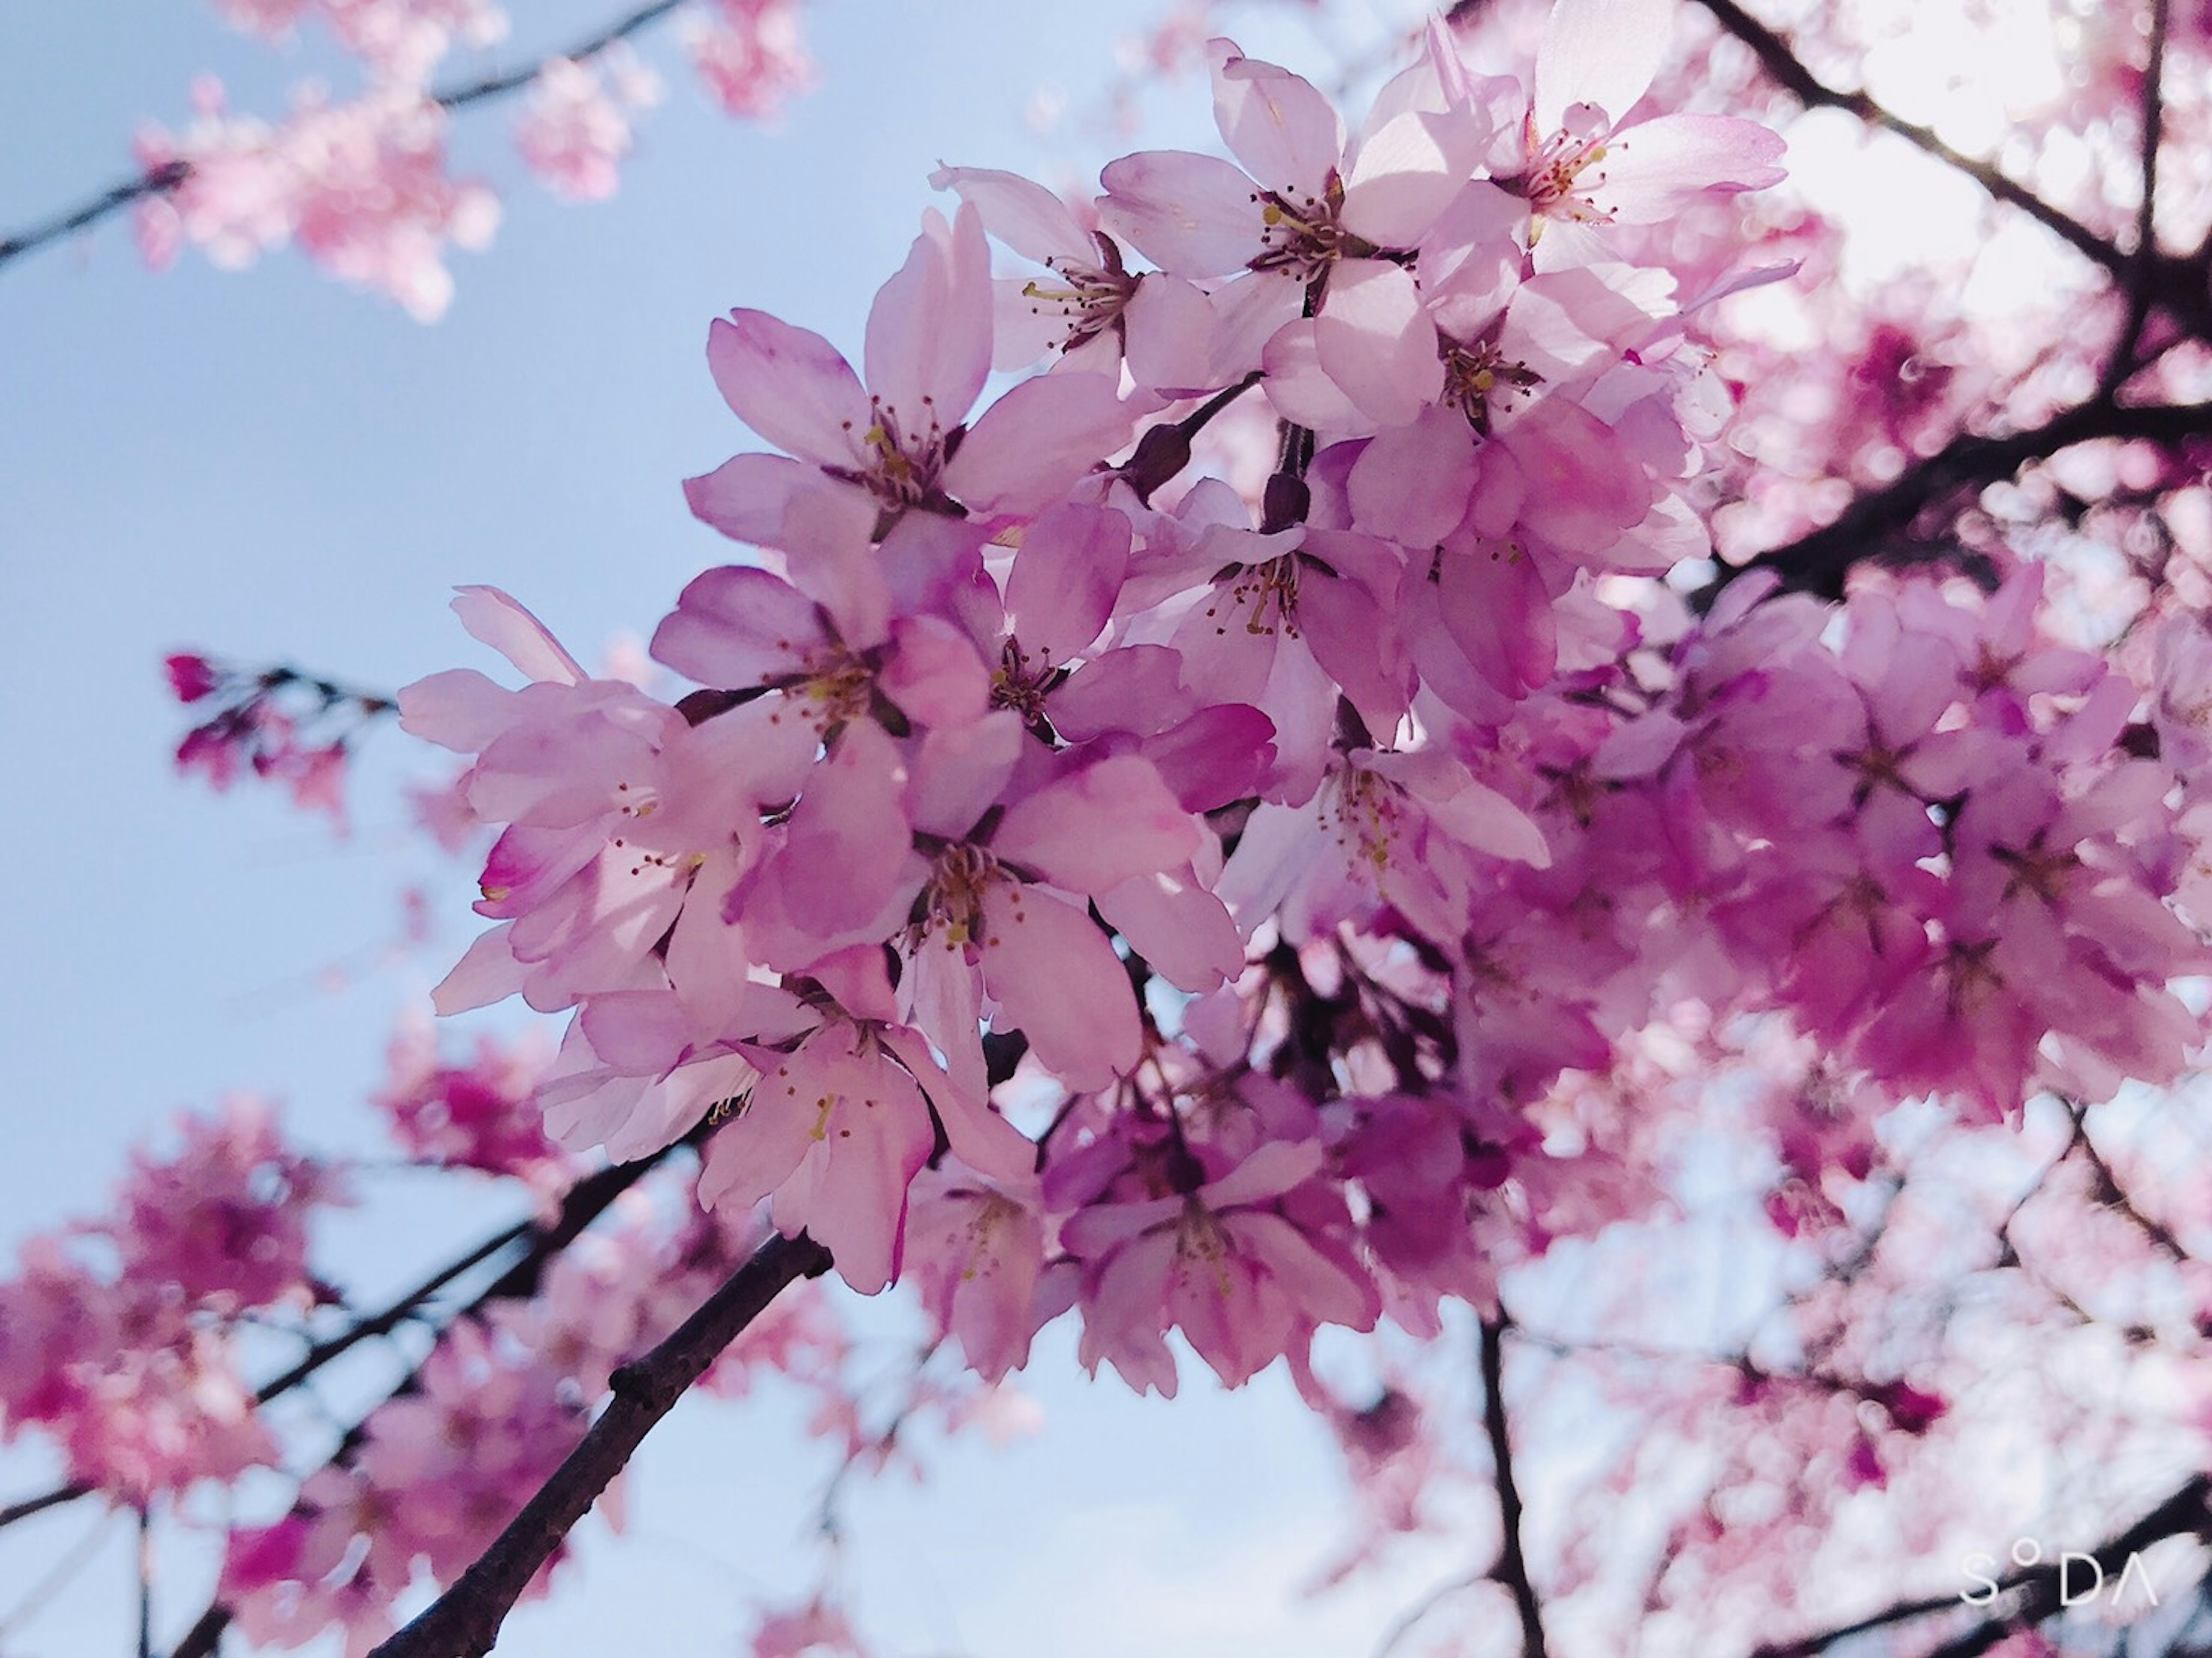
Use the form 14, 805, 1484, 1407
1122, 275, 1221, 396
1097, 867, 1245, 992
452, 586, 585, 685
1348, 404, 1476, 545
432, 923, 527, 1014
685, 450, 850, 548
579, 989, 690, 1071
882, 616, 990, 730
1261, 318, 1373, 432
929, 164, 1090, 264
398, 668, 516, 752
1598, 113, 1787, 222
1142, 704, 1279, 812
650, 566, 825, 688
865, 204, 991, 430
881, 1026, 1036, 1185
978, 885, 1140, 1090
1534, 0, 1672, 130
1341, 110, 1487, 248
994, 757, 1198, 892
1313, 259, 1438, 427
1210, 41, 1344, 198
1213, 273, 1308, 384
1099, 150, 1266, 276
946, 371, 1133, 517
1004, 502, 1131, 663
706, 309, 870, 466
906, 711, 1025, 839
771, 722, 912, 934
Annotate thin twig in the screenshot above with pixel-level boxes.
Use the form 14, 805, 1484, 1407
0, 0, 693, 272
1479, 1315, 1548, 1658
365, 1232, 833, 1658
253, 1216, 532, 1403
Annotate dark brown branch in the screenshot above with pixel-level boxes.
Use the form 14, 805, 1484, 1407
0, 1483, 88, 1532
252, 1217, 532, 1405
2104, 0, 2173, 396
1749, 1475, 2212, 1657
136, 1506, 154, 1658
1707, 397, 2212, 603
434, 0, 685, 108
0, 162, 190, 270
365, 1232, 832, 1658
1685, 0, 2120, 275
0, 0, 690, 272
1479, 1315, 1548, 1658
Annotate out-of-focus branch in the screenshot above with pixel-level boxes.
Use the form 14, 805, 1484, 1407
435, 0, 684, 108
1705, 396, 2212, 603
364, 1232, 832, 1658
0, 0, 691, 272
1685, 0, 2122, 275
2069, 1106, 2195, 1265
0, 161, 190, 268
2104, 0, 2173, 396
135, 1506, 154, 1658
252, 1217, 532, 1405
1479, 1315, 1549, 1658
0, 1484, 86, 1532
1748, 1475, 2212, 1657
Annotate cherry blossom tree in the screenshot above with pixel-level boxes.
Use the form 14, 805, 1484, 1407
9, 1, 2212, 1656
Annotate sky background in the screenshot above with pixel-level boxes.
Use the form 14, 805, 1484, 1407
0, 3, 1501, 1655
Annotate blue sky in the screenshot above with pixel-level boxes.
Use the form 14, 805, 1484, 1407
0, 4, 1482, 1655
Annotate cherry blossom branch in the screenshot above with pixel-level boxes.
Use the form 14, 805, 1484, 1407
1747, 1475, 2212, 1657
161, 1150, 684, 1658
0, 1217, 530, 1537
1684, 0, 2123, 276
1711, 396, 2212, 601
363, 1231, 833, 1658
0, 0, 692, 272
1479, 1315, 1548, 1658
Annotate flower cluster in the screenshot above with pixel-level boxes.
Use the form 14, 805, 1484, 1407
130, 0, 811, 314
165, 651, 395, 824
0, 1099, 334, 1504
400, 0, 2209, 1409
